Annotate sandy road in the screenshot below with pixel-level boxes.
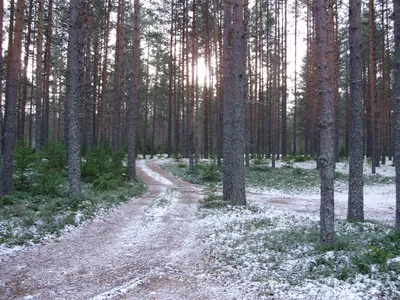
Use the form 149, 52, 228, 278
0, 159, 226, 300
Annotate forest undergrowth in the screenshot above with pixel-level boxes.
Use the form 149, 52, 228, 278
0, 141, 145, 246
162, 156, 400, 298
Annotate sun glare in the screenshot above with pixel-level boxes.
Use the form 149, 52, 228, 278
197, 57, 209, 86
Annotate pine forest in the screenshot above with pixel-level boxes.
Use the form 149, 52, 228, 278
1, 0, 400, 297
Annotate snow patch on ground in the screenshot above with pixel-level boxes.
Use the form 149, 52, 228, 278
136, 159, 173, 185
198, 204, 399, 299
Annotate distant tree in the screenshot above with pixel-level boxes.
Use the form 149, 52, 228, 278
315, 0, 335, 244
18, 0, 33, 141
348, 0, 364, 221
393, 0, 400, 229
66, 0, 85, 198
43, 0, 54, 143
35, 0, 44, 152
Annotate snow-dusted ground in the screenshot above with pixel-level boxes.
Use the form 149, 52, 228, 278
0, 157, 398, 299
247, 158, 396, 225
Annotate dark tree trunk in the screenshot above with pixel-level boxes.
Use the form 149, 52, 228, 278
35, 0, 44, 151
167, 0, 174, 158
293, 0, 298, 155
393, 0, 400, 229
222, 0, 246, 206
348, 0, 364, 221
112, 0, 125, 153
143, 56, 150, 159
369, 0, 379, 173
43, 0, 53, 143
100, 0, 111, 145
18, 0, 33, 141
84, 2, 93, 153
0, 0, 4, 152
66, 0, 84, 198
2, 0, 25, 195
281, 0, 287, 158
127, 0, 140, 180
315, 0, 335, 244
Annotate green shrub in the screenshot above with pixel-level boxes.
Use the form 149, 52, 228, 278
82, 145, 113, 182
199, 183, 227, 208
13, 140, 38, 191
93, 173, 124, 191
42, 138, 67, 171
200, 160, 220, 182
30, 160, 66, 196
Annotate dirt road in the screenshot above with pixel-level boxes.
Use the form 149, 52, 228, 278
0, 160, 227, 300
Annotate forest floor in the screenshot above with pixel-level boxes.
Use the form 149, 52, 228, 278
0, 158, 398, 299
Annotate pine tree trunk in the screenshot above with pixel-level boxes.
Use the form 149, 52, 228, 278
2, 0, 24, 194
293, 0, 298, 155
100, 0, 111, 145
167, 0, 174, 158
43, 0, 53, 143
127, 0, 140, 180
143, 56, 150, 159
35, 0, 44, 151
84, 3, 93, 153
18, 0, 33, 141
66, 0, 84, 198
222, 0, 246, 206
348, 0, 364, 221
369, 0, 379, 173
112, 0, 125, 153
393, 0, 400, 229
281, 0, 288, 158
315, 0, 335, 244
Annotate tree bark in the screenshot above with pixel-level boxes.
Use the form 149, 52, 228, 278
18, 0, 33, 141
100, 0, 111, 145
127, 0, 140, 180
84, 1, 93, 153
348, 0, 364, 221
43, 0, 54, 143
2, 0, 25, 195
222, 0, 246, 206
66, 0, 84, 198
393, 0, 400, 229
315, 0, 335, 244
369, 0, 379, 173
112, 0, 125, 153
35, 0, 44, 151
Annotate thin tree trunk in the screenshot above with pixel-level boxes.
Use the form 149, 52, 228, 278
112, 0, 125, 153
143, 54, 150, 159
293, 0, 298, 155
369, 0, 379, 173
393, 0, 400, 228
150, 56, 160, 159
18, 0, 33, 141
100, 0, 111, 145
35, 0, 44, 151
43, 0, 54, 143
281, 0, 288, 158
